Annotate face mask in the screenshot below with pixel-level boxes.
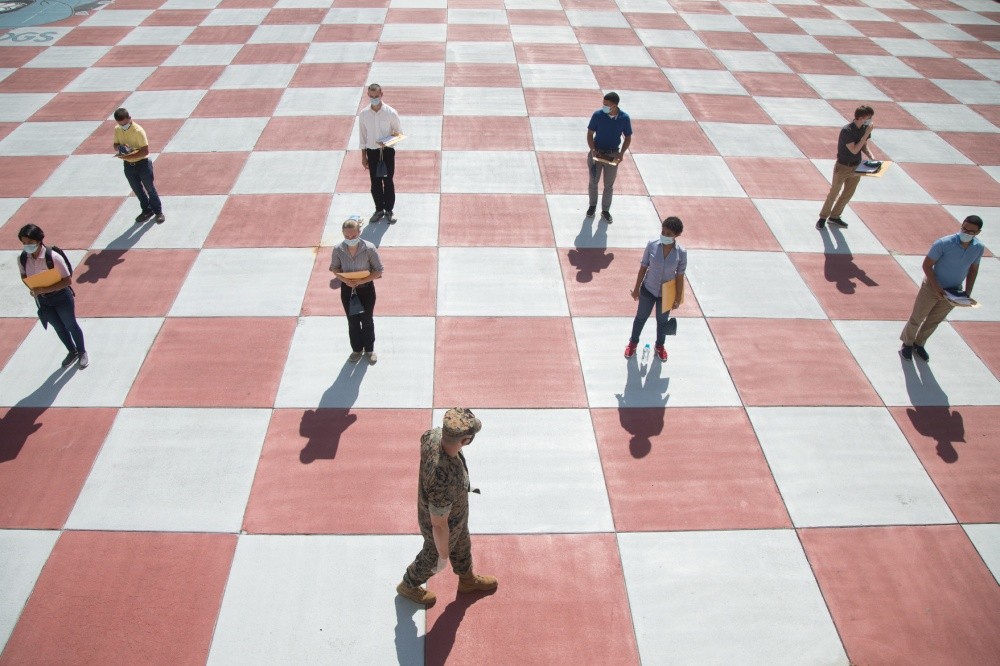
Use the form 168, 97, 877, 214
861, 119, 871, 127
369, 98, 380, 107
602, 105, 611, 114
120, 122, 131, 130
23, 243, 38, 254
959, 232, 975, 243
660, 236, 675, 245
344, 237, 361, 247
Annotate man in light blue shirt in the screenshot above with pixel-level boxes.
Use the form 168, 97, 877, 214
900, 215, 985, 361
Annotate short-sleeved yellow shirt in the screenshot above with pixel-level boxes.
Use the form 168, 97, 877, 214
114, 122, 150, 163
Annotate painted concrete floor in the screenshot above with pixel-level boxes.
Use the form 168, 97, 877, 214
1, 0, 999, 663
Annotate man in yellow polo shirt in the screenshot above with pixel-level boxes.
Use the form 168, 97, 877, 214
113, 107, 165, 224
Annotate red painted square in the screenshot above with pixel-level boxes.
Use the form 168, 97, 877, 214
0, 68, 83, 93
445, 63, 522, 87
94, 45, 177, 67
592, 407, 788, 529
972, 104, 1000, 128
573, 27, 642, 45
1, 531, 236, 665
301, 247, 437, 316
674, 0, 728, 13
442, 116, 533, 151
559, 247, 703, 318
901, 56, 987, 80
650, 47, 724, 70
0, 156, 64, 197
126, 318, 296, 407
789, 253, 920, 320
680, 93, 771, 124
779, 53, 856, 76
27, 92, 126, 122
562, 0, 617, 8
0, 47, 44, 69
75, 119, 183, 155
191, 88, 283, 118
184, 25, 256, 44
904, 164, 1000, 206
205, 194, 330, 248
231, 43, 308, 65
871, 76, 958, 103
439, 194, 551, 246
368, 87, 442, 115
374, 43, 446, 63
434, 318, 587, 408
624, 13, 688, 30
73, 249, 198, 317
0, 407, 116, 528
592, 65, 671, 92
537, 152, 648, 196
506, 10, 569, 25
243, 409, 426, 534
782, 4, 835, 19
290, 63, 370, 87
696, 31, 767, 51
734, 72, 819, 98
425, 534, 640, 665
336, 150, 440, 194
851, 202, 964, 255
0, 197, 124, 250
890, 405, 1000, 522
800, 526, 1000, 665
726, 156, 830, 199
447, 24, 511, 41
385, 8, 445, 22
827, 99, 924, 130
0, 123, 14, 143
514, 44, 587, 65
254, 116, 354, 151
961, 24, 1000, 41
448, 0, 503, 6
627, 120, 716, 155
783, 125, 841, 159
816, 35, 888, 56
710, 318, 881, 406
152, 152, 249, 195
740, 17, 805, 34
650, 196, 781, 251
850, 20, 918, 39
313, 24, 383, 42
933, 40, 1000, 59
142, 9, 210, 25
138, 65, 224, 90
523, 88, 601, 117
882, 8, 936, 21
954, 322, 1000, 380
54, 27, 131, 47
0, 319, 34, 372
263, 7, 326, 23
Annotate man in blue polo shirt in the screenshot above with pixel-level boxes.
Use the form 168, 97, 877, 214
586, 92, 632, 224
900, 215, 985, 361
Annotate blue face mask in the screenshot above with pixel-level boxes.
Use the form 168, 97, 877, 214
23, 243, 38, 254
660, 236, 675, 245
344, 237, 361, 247
369, 97, 380, 107
602, 105, 612, 114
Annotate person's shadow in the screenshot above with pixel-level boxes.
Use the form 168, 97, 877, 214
393, 597, 422, 666
820, 226, 877, 295
360, 220, 390, 248
0, 366, 77, 463
75, 219, 155, 283
615, 354, 669, 458
900, 356, 963, 462
424, 589, 495, 666
568, 212, 614, 283
298, 359, 368, 463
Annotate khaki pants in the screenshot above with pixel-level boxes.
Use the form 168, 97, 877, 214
900, 280, 956, 347
820, 162, 862, 219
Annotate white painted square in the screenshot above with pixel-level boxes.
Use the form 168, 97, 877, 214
619, 530, 848, 665
753, 198, 888, 254
748, 407, 955, 526
828, 5, 892, 21
793, 18, 863, 36
902, 21, 976, 41
321, 8, 387, 24
635, 29, 706, 49
445, 42, 517, 64
713, 50, 792, 73
81, 9, 153, 26
509, 25, 579, 44
33, 154, 134, 197
800, 74, 891, 101
118, 26, 195, 45
723, 1, 785, 16
120, 90, 209, 119
0, 198, 25, 226
303, 42, 378, 64
686, 249, 827, 318
961, 58, 1000, 81
380, 23, 448, 42
662, 68, 748, 95
437, 247, 568, 316
0, 318, 163, 407
164, 117, 268, 153
519, 64, 599, 89
161, 0, 221, 8
840, 54, 922, 78
275, 87, 363, 116
616, 90, 693, 121
616, 0, 677, 10
682, 13, 749, 32
323, 193, 440, 248
834, 319, 1000, 406
232, 151, 344, 194
756, 33, 830, 54
873, 129, 973, 164
701, 122, 803, 158
755, 97, 845, 126
929, 9, 999, 24
633, 155, 745, 197
93, 195, 226, 249
812, 158, 935, 204
0, 121, 100, 156
530, 116, 589, 151
872, 38, 949, 58
899, 102, 999, 133
931, 79, 1000, 105
964, 524, 1000, 586
447, 9, 507, 24
213, 64, 297, 89
548, 194, 661, 249
162, 44, 242, 67
66, 408, 270, 532
170, 248, 314, 316
0, 530, 59, 653
895, 254, 1000, 323
206, 535, 425, 665
582, 44, 657, 68
24, 46, 111, 69
274, 317, 435, 408
565, 10, 629, 28
367, 62, 445, 87
0, 93, 54, 122
441, 150, 543, 194
201, 8, 269, 25
443, 87, 526, 116
248, 24, 319, 44
574, 317, 742, 408
64, 67, 155, 93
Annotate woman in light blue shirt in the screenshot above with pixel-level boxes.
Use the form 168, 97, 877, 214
625, 216, 687, 362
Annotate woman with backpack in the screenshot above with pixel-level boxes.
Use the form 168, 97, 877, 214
17, 224, 88, 369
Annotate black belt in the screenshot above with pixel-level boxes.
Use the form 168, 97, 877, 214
837, 160, 861, 168
125, 158, 148, 166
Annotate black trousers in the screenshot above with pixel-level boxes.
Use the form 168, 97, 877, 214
340, 282, 376, 353
366, 147, 396, 213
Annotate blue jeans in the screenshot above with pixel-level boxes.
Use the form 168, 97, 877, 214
124, 159, 162, 215
38, 288, 85, 354
630, 285, 670, 347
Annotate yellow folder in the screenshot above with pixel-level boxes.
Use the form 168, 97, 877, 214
335, 270, 370, 280
661, 277, 684, 312
22, 267, 63, 289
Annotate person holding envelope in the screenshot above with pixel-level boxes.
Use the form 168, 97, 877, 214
625, 217, 686, 362
16, 224, 88, 369
329, 217, 383, 364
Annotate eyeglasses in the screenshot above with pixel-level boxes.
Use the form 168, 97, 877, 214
961, 227, 981, 235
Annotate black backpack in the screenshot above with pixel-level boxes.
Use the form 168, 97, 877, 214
19, 246, 73, 277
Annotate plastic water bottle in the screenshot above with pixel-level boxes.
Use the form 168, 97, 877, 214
641, 343, 651, 364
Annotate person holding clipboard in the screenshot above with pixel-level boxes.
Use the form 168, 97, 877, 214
329, 217, 384, 364
625, 217, 687, 362
586, 92, 632, 224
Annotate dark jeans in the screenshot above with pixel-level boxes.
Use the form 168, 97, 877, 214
124, 158, 162, 215
630, 285, 671, 347
340, 282, 376, 353
38, 288, 85, 354
366, 147, 395, 213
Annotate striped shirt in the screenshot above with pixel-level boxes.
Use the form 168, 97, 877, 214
330, 240, 384, 274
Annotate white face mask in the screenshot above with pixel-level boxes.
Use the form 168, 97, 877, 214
959, 232, 975, 243
344, 237, 361, 247
120, 122, 131, 130
369, 97, 380, 107
660, 235, 675, 245
23, 243, 38, 254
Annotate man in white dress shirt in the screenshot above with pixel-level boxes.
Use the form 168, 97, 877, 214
359, 83, 402, 225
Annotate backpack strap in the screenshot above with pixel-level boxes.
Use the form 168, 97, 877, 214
18, 250, 27, 276
49, 246, 73, 276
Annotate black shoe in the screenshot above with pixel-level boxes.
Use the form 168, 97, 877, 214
369, 210, 384, 224
828, 217, 848, 228
586, 205, 596, 217
816, 218, 826, 229
135, 211, 154, 224
900, 345, 913, 361
385, 210, 397, 224
154, 213, 165, 224
61, 351, 79, 367
601, 210, 613, 223
914, 345, 929, 362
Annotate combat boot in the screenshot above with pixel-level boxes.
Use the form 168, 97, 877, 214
457, 573, 498, 594
396, 582, 437, 607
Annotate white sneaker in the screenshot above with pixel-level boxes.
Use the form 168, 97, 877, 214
77, 352, 89, 369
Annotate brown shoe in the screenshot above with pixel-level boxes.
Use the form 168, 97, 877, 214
457, 573, 498, 594
396, 582, 436, 607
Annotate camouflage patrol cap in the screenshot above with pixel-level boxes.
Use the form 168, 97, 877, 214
442, 408, 482, 438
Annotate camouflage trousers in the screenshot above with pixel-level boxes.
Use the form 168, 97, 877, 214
403, 502, 473, 587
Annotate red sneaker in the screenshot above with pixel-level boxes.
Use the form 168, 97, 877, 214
624, 342, 637, 358
654, 344, 668, 361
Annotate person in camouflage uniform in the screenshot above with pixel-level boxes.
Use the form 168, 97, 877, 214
396, 408, 498, 607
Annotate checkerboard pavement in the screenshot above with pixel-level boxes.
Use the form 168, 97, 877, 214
1, 0, 999, 662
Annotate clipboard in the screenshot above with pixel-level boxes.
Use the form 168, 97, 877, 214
378, 134, 405, 147
593, 155, 620, 166
661, 277, 684, 312
22, 267, 64, 289
858, 160, 892, 178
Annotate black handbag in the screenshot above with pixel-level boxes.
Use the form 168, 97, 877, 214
348, 289, 365, 316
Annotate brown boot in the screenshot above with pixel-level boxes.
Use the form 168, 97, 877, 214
396, 582, 437, 607
457, 573, 498, 594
